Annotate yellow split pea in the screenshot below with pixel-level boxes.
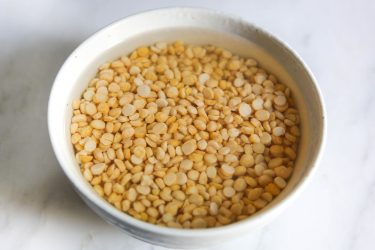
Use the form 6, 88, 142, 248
70, 41, 301, 229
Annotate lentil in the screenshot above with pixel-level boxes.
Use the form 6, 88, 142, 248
71, 41, 301, 229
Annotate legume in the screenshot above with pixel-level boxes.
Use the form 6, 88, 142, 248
71, 41, 301, 229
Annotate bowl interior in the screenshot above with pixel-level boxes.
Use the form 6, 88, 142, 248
48, 8, 324, 245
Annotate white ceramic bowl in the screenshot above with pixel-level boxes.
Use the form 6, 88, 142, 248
48, 8, 326, 248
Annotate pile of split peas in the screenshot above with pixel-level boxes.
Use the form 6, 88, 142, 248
70, 41, 300, 229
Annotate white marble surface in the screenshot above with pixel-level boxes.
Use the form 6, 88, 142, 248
0, 0, 374, 249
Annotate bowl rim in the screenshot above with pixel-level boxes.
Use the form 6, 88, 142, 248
48, 7, 326, 237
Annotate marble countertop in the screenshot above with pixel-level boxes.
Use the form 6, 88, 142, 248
1, 0, 374, 249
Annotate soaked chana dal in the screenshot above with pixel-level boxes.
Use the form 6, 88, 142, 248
70, 41, 301, 229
